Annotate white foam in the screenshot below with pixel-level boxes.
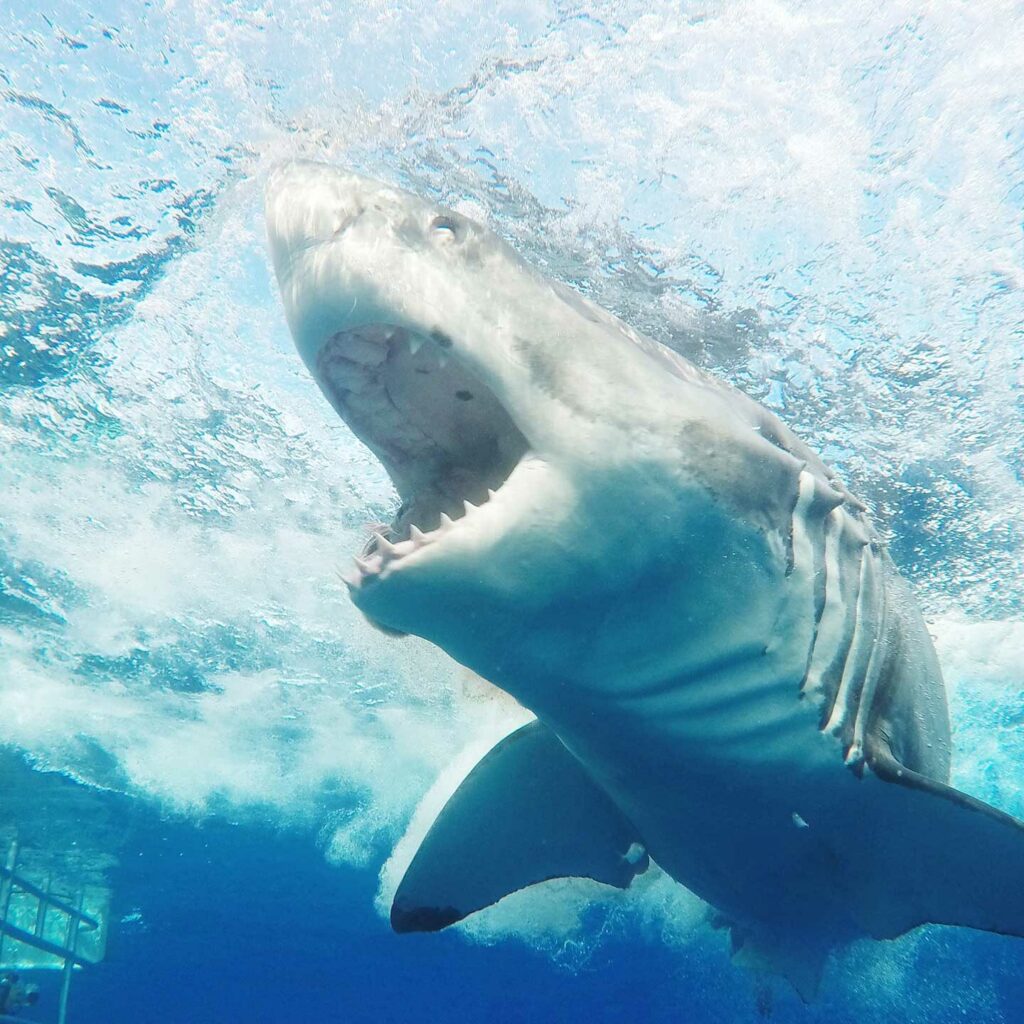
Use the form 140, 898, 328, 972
933, 616, 1024, 692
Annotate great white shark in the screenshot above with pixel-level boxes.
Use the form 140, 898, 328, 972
265, 160, 1024, 998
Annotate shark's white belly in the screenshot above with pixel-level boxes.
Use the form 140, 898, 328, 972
572, 699, 851, 921
539, 472, 888, 929
549, 648, 846, 927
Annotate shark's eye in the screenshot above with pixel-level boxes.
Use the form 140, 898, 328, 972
430, 216, 459, 241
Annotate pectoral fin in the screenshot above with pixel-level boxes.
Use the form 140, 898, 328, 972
391, 720, 648, 932
851, 744, 1024, 940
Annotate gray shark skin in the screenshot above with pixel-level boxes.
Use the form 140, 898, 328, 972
265, 161, 1024, 999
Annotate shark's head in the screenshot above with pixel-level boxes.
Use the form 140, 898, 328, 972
265, 162, 796, 688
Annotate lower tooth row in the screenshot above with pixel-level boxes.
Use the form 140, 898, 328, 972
350, 491, 499, 580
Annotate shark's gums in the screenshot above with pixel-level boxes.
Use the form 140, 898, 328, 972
265, 161, 1024, 999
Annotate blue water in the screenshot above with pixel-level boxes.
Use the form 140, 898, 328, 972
2, 1, 1024, 1021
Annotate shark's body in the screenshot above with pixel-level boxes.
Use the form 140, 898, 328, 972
265, 161, 1024, 997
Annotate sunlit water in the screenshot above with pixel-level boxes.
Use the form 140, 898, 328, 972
1, 2, 1023, 1021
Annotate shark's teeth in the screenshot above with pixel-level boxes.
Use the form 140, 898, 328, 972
338, 566, 361, 589
375, 532, 398, 557
352, 483, 506, 582
409, 334, 424, 356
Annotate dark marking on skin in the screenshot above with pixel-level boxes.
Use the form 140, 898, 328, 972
391, 901, 462, 933
512, 334, 596, 421
415, 368, 431, 375
455, 390, 474, 401
677, 417, 801, 539
431, 329, 453, 349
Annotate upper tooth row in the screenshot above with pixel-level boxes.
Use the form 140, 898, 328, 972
345, 327, 448, 362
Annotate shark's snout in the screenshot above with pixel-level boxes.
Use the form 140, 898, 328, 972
265, 162, 386, 279
266, 161, 463, 262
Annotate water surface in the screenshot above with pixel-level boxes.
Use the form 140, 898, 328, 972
1, 2, 1023, 1021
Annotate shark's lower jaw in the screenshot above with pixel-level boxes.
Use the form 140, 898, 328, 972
313, 322, 533, 605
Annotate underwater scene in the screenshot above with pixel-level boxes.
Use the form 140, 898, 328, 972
2, 1, 1024, 1022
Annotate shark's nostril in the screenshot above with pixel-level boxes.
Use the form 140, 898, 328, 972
334, 205, 364, 236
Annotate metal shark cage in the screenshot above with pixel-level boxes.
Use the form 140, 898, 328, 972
0, 839, 104, 1024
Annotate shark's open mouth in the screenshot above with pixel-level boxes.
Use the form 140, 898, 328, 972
315, 324, 531, 584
